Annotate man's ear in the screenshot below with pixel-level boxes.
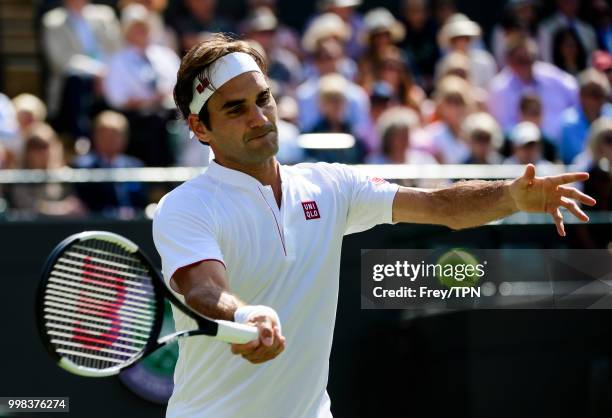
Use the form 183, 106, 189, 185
187, 114, 210, 145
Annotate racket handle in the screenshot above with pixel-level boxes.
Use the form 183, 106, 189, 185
216, 320, 259, 344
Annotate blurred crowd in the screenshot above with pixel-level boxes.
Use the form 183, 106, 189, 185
0, 0, 611, 218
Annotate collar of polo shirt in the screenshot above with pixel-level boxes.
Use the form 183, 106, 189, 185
188, 52, 264, 115
206, 160, 283, 189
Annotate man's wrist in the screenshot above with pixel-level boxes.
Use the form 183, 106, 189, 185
503, 179, 520, 214
234, 305, 281, 332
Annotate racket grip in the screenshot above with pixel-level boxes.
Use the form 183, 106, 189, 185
216, 320, 260, 344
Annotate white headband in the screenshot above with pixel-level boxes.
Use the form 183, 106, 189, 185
188, 52, 263, 115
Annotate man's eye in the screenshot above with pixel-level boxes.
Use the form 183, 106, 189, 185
257, 94, 271, 106
228, 107, 243, 115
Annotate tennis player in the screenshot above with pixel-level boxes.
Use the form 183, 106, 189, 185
152, 34, 596, 418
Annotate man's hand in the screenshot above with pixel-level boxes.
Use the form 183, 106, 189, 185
230, 313, 286, 364
509, 164, 597, 236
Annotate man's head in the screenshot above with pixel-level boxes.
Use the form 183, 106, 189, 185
174, 34, 278, 167
588, 117, 612, 162
122, 4, 151, 49
506, 34, 537, 80
93, 111, 129, 160
510, 121, 542, 164
462, 112, 502, 163
578, 68, 610, 122
518, 93, 542, 125
318, 73, 348, 125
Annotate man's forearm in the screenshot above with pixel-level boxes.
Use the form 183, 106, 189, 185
183, 282, 245, 321
432, 180, 518, 230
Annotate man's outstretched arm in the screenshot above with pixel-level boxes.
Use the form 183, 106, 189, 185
392, 164, 597, 236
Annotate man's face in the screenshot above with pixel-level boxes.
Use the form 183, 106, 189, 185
200, 71, 279, 167
514, 141, 540, 164
580, 83, 606, 121
95, 126, 126, 158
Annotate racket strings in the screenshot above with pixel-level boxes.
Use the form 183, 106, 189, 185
43, 239, 158, 372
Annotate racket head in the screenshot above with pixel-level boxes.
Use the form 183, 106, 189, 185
36, 231, 165, 377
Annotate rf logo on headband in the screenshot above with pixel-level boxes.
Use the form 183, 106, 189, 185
196, 74, 210, 94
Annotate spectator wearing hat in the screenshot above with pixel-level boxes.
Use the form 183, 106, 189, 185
303, 73, 367, 164
488, 34, 578, 141
309, 0, 365, 60
435, 51, 488, 110
243, 7, 302, 95
366, 106, 435, 165
297, 15, 370, 137
398, 0, 441, 93
119, 0, 178, 53
437, 13, 497, 90
504, 121, 551, 165
357, 8, 424, 113
537, 0, 597, 64
461, 112, 504, 164
244, 0, 301, 56
423, 75, 474, 164
103, 4, 180, 166
4, 94, 48, 164
301, 12, 357, 82
490, 0, 538, 66
559, 68, 612, 165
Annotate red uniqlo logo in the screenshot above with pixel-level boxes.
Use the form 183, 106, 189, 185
301, 201, 320, 220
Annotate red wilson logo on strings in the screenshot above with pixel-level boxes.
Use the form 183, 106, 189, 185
301, 201, 321, 220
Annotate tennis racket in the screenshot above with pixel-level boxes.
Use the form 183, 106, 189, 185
36, 231, 259, 377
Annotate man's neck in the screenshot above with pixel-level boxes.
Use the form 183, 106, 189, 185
215, 157, 280, 186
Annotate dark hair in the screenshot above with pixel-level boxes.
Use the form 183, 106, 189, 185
552, 28, 587, 74
173, 33, 267, 133
519, 93, 541, 115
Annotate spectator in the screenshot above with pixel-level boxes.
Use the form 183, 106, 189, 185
537, 0, 597, 63
103, 4, 180, 166
435, 51, 488, 109
424, 75, 474, 164
488, 34, 578, 141
552, 27, 587, 75
297, 24, 370, 137
312, 0, 365, 60
41, 0, 121, 137
366, 106, 435, 165
515, 93, 557, 161
73, 111, 147, 215
357, 8, 406, 86
399, 0, 441, 92
436, 13, 497, 90
504, 121, 550, 165
7, 94, 47, 163
303, 73, 366, 164
170, 0, 233, 53
491, 0, 538, 66
243, 7, 302, 95
461, 112, 504, 164
559, 68, 612, 164
582, 117, 612, 210
9, 123, 83, 216
119, 0, 179, 52
301, 12, 357, 81
243, 0, 301, 56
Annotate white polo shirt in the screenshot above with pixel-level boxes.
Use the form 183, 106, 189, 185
152, 160, 399, 418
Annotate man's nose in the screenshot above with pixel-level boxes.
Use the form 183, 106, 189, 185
247, 104, 268, 128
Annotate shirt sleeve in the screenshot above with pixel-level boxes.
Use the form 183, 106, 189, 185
328, 163, 400, 235
152, 191, 225, 286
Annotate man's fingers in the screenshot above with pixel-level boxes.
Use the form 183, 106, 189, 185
551, 208, 565, 236
560, 197, 589, 222
231, 339, 260, 355
240, 328, 286, 364
522, 163, 536, 183
548, 172, 589, 186
558, 185, 597, 206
